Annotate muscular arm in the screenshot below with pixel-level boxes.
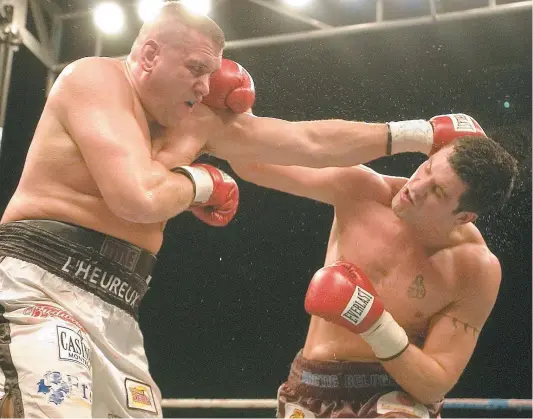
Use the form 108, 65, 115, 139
54, 58, 194, 223
379, 251, 501, 404
230, 161, 391, 205
195, 106, 393, 167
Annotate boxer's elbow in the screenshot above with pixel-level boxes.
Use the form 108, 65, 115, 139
230, 161, 260, 182
409, 374, 457, 405
102, 182, 168, 223
411, 387, 448, 405
105, 191, 157, 223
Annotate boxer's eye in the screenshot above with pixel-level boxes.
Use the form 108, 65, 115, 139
434, 186, 446, 199
189, 66, 203, 76
188, 61, 207, 76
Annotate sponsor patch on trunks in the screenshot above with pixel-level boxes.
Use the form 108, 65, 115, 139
125, 378, 157, 414
376, 391, 429, 418
57, 325, 91, 371
23, 304, 85, 330
284, 403, 315, 418
37, 370, 92, 406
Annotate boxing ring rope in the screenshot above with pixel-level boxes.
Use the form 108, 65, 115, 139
161, 397, 533, 411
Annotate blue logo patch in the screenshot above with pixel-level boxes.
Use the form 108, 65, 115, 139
37, 371, 92, 406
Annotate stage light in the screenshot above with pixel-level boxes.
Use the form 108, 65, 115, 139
181, 0, 212, 15
282, 0, 312, 7
137, 0, 164, 23
93, 2, 125, 35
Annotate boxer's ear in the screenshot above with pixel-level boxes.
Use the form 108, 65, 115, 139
139, 40, 160, 72
454, 211, 477, 225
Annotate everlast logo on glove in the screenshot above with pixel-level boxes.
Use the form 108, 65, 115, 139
341, 286, 374, 326
450, 114, 477, 132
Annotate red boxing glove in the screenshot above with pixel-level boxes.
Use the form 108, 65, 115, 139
429, 113, 486, 154
202, 58, 256, 113
305, 261, 409, 360
388, 113, 487, 155
172, 164, 239, 227
305, 261, 384, 333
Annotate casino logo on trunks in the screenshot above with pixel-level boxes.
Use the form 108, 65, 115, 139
124, 378, 157, 414
37, 371, 92, 406
23, 304, 85, 330
57, 325, 91, 371
341, 286, 374, 325
61, 256, 141, 309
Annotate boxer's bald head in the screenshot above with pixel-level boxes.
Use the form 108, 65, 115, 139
126, 1, 224, 126
131, 1, 224, 53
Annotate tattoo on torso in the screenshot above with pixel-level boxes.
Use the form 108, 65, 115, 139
408, 275, 426, 299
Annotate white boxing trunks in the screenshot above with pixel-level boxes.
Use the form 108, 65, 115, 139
0, 219, 161, 418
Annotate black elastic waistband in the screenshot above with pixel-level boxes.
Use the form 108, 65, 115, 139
287, 350, 400, 398
0, 220, 157, 318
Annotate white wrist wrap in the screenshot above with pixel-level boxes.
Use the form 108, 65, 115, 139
359, 311, 409, 361
172, 166, 213, 205
388, 120, 434, 155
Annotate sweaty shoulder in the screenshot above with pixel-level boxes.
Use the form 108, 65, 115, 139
49, 57, 134, 111
452, 226, 501, 296
353, 167, 407, 204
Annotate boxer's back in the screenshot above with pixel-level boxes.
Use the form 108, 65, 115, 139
303, 178, 489, 361
1, 57, 165, 252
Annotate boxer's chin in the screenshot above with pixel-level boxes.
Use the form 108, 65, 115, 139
391, 194, 404, 216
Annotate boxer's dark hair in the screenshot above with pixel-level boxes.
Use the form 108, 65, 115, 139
447, 136, 517, 215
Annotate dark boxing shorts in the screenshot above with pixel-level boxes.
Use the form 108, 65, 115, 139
277, 350, 443, 418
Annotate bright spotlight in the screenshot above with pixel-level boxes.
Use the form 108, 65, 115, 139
93, 2, 125, 35
181, 0, 212, 16
283, 0, 312, 7
137, 0, 164, 23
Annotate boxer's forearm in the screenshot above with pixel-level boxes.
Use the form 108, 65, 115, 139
290, 120, 390, 167
111, 168, 194, 224
231, 161, 295, 191
211, 115, 393, 168
379, 345, 455, 405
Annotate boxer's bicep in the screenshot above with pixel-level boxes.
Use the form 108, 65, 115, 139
423, 258, 501, 384
231, 163, 344, 204
55, 60, 160, 218
205, 113, 345, 167
231, 162, 388, 205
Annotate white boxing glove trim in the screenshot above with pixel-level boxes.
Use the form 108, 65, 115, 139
359, 311, 409, 361
171, 166, 214, 205
388, 120, 434, 155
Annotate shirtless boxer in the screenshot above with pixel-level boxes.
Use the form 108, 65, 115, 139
231, 127, 517, 418
0, 0, 496, 417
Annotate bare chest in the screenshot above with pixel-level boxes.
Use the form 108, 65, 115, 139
328, 201, 458, 334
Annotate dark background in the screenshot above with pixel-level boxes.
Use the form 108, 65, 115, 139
1, 0, 531, 417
